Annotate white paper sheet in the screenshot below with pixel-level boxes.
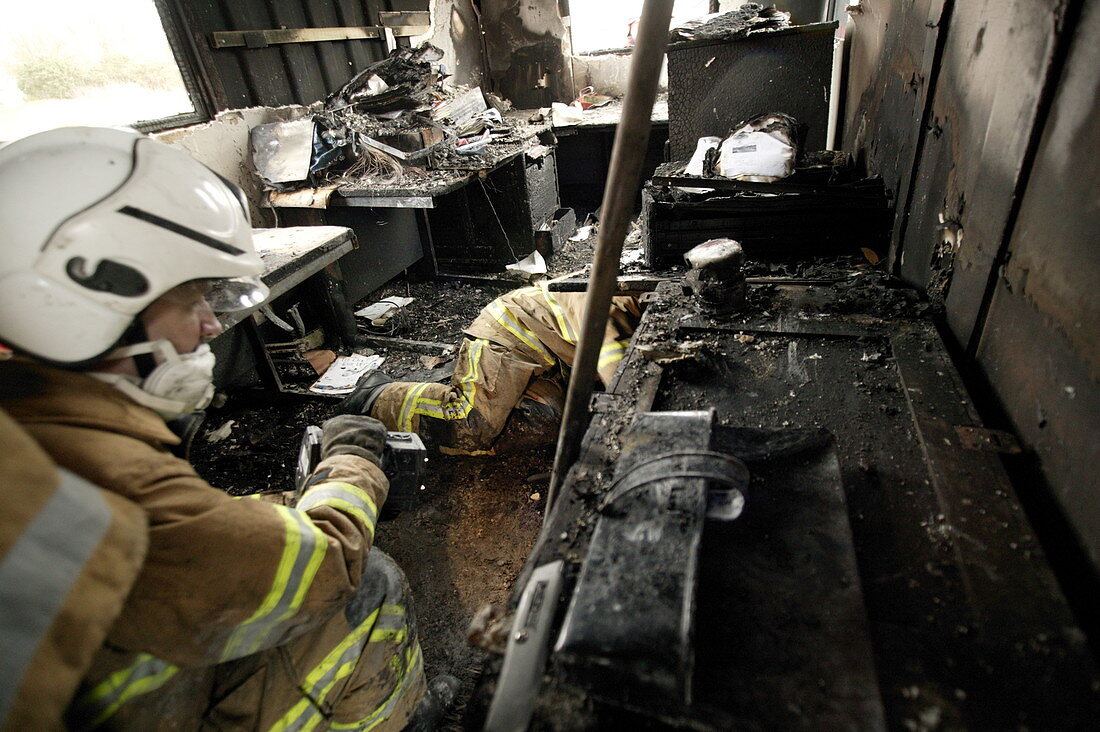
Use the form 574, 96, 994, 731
309, 354, 385, 395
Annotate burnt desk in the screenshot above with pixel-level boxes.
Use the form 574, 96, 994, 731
218, 226, 355, 330
332, 122, 559, 277
268, 120, 558, 287
213, 226, 357, 391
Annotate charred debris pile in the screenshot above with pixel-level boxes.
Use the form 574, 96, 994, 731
251, 43, 528, 194
669, 2, 791, 42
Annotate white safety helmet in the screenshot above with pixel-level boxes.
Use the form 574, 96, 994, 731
0, 126, 268, 365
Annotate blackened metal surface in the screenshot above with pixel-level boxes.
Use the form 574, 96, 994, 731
427, 157, 539, 272
554, 411, 715, 709
524, 151, 560, 230
973, 0, 1100, 567
693, 427, 885, 730
840, 0, 949, 267
534, 208, 577, 257
666, 23, 837, 160
495, 279, 1099, 729
323, 207, 424, 302
897, 0, 1068, 347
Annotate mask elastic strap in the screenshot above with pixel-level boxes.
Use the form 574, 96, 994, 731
116, 320, 159, 377
89, 372, 190, 420
102, 339, 179, 365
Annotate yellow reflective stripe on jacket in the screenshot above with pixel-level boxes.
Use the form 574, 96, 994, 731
538, 283, 578, 344
328, 642, 424, 731
598, 339, 630, 370
298, 481, 380, 539
485, 301, 555, 366
220, 506, 327, 661
71, 654, 178, 729
270, 604, 410, 732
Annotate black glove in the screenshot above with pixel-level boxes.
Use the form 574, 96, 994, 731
320, 415, 387, 466
337, 371, 394, 415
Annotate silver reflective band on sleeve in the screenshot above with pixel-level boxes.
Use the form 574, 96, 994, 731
0, 469, 112, 722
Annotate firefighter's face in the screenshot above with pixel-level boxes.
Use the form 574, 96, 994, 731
142, 282, 223, 358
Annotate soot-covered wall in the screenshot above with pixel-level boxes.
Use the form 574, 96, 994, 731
843, 0, 1100, 570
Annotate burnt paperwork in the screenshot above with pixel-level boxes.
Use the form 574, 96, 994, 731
252, 43, 544, 196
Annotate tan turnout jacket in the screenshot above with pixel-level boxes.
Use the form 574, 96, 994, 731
0, 359, 423, 730
0, 408, 147, 730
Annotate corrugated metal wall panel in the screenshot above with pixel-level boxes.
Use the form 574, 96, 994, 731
303, 0, 360, 94
221, 0, 299, 106
184, 1, 252, 108
336, 0, 376, 71
183, 0, 424, 110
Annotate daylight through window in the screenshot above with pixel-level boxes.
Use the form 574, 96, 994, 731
0, 0, 194, 143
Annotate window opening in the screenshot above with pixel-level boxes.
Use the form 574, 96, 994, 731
0, 0, 201, 143
569, 0, 713, 54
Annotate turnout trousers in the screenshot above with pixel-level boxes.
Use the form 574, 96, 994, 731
71, 550, 424, 732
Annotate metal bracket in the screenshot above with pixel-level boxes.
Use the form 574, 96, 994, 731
484, 561, 564, 732
954, 425, 1023, 454
212, 26, 389, 50
378, 11, 431, 36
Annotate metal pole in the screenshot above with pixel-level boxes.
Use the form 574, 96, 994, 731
545, 0, 675, 518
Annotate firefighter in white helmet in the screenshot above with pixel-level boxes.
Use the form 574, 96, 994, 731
0, 127, 451, 730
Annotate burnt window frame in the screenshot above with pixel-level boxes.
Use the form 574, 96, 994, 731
130, 0, 217, 133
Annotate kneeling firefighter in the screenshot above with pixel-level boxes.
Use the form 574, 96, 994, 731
341, 284, 642, 455
0, 127, 452, 730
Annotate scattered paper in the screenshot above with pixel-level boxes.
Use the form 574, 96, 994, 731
569, 225, 594, 242
620, 249, 644, 266
309, 354, 385, 395
678, 136, 721, 194
455, 128, 493, 155
355, 297, 415, 323
551, 101, 584, 126
431, 86, 488, 126
526, 144, 551, 160
506, 250, 547, 276
205, 420, 236, 444
365, 74, 389, 95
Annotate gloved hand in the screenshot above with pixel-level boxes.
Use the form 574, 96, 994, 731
320, 415, 387, 466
